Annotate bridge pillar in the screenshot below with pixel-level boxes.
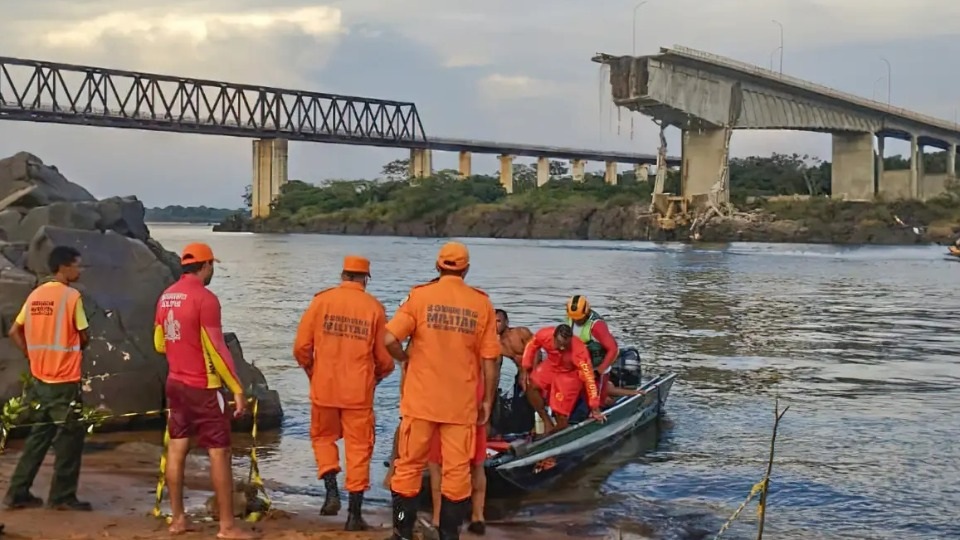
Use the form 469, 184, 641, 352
831, 133, 875, 201
499, 154, 514, 193
536, 157, 550, 187
875, 135, 885, 194
949, 144, 957, 178
571, 159, 585, 181
634, 163, 650, 182
909, 134, 920, 199
458, 151, 472, 177
604, 161, 618, 185
681, 127, 728, 204
409, 148, 433, 178
251, 138, 288, 219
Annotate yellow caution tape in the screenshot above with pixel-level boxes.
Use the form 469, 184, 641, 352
713, 480, 767, 540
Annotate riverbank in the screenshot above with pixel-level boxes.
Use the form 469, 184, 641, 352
215, 196, 959, 245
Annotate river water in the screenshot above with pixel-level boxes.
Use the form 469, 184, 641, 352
148, 224, 960, 539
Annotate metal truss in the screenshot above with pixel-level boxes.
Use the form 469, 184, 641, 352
0, 56, 427, 147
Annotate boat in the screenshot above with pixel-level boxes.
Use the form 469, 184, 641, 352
410, 348, 678, 499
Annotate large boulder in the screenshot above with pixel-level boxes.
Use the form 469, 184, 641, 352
0, 153, 283, 431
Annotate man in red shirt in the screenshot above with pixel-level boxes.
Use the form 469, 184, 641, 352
153, 242, 256, 539
565, 295, 619, 405
520, 324, 605, 434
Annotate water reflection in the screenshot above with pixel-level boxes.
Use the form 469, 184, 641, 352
145, 226, 960, 539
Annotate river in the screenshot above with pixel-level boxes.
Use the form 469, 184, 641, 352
148, 224, 960, 540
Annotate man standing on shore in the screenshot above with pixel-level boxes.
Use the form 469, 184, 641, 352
4, 246, 91, 512
153, 242, 256, 540
293, 255, 394, 531
384, 242, 500, 540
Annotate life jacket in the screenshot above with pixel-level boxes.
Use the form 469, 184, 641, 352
567, 310, 607, 369
23, 282, 84, 383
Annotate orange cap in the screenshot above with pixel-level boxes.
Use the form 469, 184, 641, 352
180, 242, 219, 265
342, 255, 371, 275
436, 241, 470, 271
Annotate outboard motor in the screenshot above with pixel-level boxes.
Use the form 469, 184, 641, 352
610, 347, 642, 388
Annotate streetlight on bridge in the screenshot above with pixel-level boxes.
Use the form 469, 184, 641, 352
880, 57, 892, 109
771, 19, 784, 74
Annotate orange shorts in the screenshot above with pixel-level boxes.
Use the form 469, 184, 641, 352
428, 424, 487, 466
532, 363, 583, 417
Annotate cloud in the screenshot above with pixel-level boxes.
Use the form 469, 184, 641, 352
478, 74, 560, 101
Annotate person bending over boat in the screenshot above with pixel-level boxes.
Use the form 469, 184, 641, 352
566, 295, 619, 405
520, 325, 606, 435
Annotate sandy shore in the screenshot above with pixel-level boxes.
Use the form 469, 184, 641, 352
0, 438, 610, 540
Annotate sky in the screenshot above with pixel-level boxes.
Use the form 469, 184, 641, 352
1, 0, 959, 207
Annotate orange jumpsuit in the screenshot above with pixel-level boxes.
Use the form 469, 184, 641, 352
293, 280, 394, 493
522, 327, 601, 417
387, 275, 500, 502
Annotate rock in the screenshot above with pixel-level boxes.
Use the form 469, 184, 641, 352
0, 152, 283, 433
0, 152, 95, 207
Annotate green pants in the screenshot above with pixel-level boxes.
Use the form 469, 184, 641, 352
6, 380, 85, 505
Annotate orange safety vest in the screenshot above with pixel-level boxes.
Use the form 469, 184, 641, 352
23, 282, 84, 383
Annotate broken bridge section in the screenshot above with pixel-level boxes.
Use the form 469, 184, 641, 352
594, 46, 960, 203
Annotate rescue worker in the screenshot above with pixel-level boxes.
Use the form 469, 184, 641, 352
384, 242, 500, 540
293, 255, 394, 531
4, 246, 91, 512
520, 324, 605, 434
153, 242, 257, 540
565, 295, 619, 404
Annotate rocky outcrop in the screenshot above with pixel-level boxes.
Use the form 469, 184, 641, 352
0, 152, 283, 431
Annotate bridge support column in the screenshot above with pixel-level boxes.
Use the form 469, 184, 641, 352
499, 155, 514, 194
875, 135, 885, 194
830, 133, 875, 201
536, 157, 550, 187
681, 127, 728, 204
634, 163, 649, 182
604, 161, 618, 185
949, 143, 957, 178
909, 134, 920, 199
409, 148, 433, 178
458, 151, 472, 177
571, 159, 585, 182
251, 138, 288, 219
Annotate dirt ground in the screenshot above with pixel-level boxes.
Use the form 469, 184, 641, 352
0, 440, 595, 540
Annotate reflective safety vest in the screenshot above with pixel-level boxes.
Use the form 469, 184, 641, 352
22, 282, 84, 383
567, 310, 607, 368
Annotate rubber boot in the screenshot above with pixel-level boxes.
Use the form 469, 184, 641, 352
319, 472, 341, 516
344, 491, 369, 531
385, 492, 417, 540
437, 496, 470, 540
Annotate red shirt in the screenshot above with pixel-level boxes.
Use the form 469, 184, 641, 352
587, 319, 619, 372
521, 327, 601, 409
153, 274, 242, 393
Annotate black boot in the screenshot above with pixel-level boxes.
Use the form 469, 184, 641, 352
344, 491, 369, 531
319, 472, 341, 516
385, 492, 417, 540
437, 496, 471, 540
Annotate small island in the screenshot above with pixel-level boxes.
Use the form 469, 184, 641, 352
146, 204, 247, 224
214, 153, 960, 245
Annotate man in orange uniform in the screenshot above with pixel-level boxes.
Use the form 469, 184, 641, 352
293, 255, 394, 531
4, 246, 91, 512
384, 242, 500, 540
153, 243, 256, 540
521, 324, 605, 434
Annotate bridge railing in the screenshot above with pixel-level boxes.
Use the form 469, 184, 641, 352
0, 56, 427, 146
666, 45, 960, 135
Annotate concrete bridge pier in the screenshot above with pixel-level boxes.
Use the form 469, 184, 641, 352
604, 161, 618, 185
949, 144, 957, 178
458, 151, 472, 177
830, 132, 875, 200
571, 159, 585, 181
499, 154, 514, 193
635, 163, 650, 182
409, 148, 433, 178
536, 157, 550, 187
251, 138, 288, 219
680, 127, 728, 204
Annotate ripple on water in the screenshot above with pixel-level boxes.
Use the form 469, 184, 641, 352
148, 226, 960, 539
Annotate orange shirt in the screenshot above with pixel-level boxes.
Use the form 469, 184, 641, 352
386, 275, 500, 425
522, 327, 601, 409
293, 281, 395, 409
15, 281, 89, 383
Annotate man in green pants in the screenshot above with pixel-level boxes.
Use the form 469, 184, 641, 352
4, 246, 91, 511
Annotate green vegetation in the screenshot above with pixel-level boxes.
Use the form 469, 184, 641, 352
145, 205, 247, 223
